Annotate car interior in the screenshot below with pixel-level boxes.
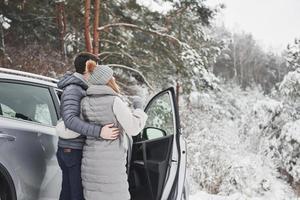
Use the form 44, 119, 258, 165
129, 132, 174, 200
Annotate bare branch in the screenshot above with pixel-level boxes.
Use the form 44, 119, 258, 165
20, 17, 56, 22
98, 51, 134, 61
100, 39, 120, 47
98, 23, 181, 46
105, 64, 154, 91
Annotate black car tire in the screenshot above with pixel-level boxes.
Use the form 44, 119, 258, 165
0, 164, 17, 200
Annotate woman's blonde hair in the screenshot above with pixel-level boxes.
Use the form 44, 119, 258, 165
107, 78, 121, 94
85, 60, 97, 73
85, 59, 120, 93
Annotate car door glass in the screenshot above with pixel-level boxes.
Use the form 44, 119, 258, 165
34, 104, 53, 126
55, 89, 62, 101
1, 104, 16, 118
145, 92, 175, 139
0, 82, 57, 126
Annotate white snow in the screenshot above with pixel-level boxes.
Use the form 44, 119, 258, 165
0, 14, 11, 29
281, 119, 300, 143
190, 191, 242, 200
279, 68, 300, 99
190, 190, 296, 200
136, 0, 174, 15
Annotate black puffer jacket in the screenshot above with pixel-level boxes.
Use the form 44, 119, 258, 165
57, 72, 101, 150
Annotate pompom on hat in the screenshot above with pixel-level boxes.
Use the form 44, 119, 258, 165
85, 60, 114, 85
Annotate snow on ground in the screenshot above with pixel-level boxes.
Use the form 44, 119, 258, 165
190, 191, 242, 200
189, 191, 299, 200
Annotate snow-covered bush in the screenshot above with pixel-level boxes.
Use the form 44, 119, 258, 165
279, 68, 300, 100
279, 38, 300, 101
239, 90, 300, 196
275, 120, 300, 182
218, 153, 294, 199
182, 83, 296, 199
187, 124, 238, 194
239, 98, 283, 153
263, 115, 300, 187
180, 43, 219, 92
285, 39, 300, 70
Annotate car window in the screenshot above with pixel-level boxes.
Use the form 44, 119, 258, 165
144, 92, 175, 139
35, 104, 54, 126
55, 89, 62, 101
0, 82, 58, 126
0, 104, 16, 118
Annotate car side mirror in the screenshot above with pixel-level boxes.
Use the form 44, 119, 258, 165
142, 127, 167, 140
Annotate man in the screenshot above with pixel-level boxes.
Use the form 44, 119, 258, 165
56, 52, 119, 200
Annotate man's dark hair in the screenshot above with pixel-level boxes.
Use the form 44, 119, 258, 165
74, 52, 99, 74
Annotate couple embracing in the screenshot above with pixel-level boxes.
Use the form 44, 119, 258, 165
56, 52, 148, 200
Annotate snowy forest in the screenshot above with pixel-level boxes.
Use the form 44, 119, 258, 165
1, 0, 300, 199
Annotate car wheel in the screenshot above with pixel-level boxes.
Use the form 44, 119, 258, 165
0, 165, 16, 200
0, 179, 9, 200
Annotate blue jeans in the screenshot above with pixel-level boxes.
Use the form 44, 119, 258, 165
56, 147, 84, 200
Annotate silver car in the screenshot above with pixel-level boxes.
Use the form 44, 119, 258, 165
0, 67, 188, 200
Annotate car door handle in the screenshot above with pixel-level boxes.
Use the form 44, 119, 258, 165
0, 133, 16, 142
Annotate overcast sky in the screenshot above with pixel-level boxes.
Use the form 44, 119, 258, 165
206, 0, 300, 52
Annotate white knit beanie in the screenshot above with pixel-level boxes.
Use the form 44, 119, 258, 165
88, 65, 113, 85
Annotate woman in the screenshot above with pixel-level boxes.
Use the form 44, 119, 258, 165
80, 60, 148, 200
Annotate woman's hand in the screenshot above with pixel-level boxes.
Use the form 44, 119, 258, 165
131, 96, 143, 109
100, 124, 120, 140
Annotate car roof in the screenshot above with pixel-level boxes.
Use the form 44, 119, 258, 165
0, 67, 58, 88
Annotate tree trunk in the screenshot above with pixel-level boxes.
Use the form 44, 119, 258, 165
84, 0, 92, 52
0, 25, 5, 66
232, 36, 237, 81
55, 1, 66, 56
0, 25, 12, 65
0, 25, 5, 56
93, 0, 100, 55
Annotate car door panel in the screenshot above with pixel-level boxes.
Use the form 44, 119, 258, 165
130, 87, 184, 200
0, 82, 61, 200
0, 119, 60, 200
0, 126, 45, 200
131, 135, 173, 200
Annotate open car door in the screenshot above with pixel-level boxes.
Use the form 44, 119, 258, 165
129, 87, 187, 200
